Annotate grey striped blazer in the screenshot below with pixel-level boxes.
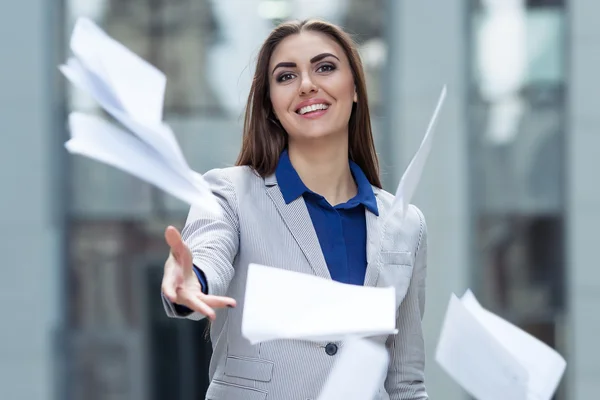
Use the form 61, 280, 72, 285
162, 166, 428, 400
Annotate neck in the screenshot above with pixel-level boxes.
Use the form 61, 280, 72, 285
288, 136, 356, 206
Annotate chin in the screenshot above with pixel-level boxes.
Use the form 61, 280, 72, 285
289, 128, 345, 143
283, 116, 348, 143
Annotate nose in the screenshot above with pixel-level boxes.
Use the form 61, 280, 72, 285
299, 74, 318, 95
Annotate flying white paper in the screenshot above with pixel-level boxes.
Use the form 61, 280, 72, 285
385, 85, 447, 225
67, 113, 222, 215
60, 57, 189, 172
436, 290, 566, 400
317, 338, 389, 400
241, 264, 398, 344
460, 290, 567, 400
69, 17, 166, 125
61, 17, 221, 215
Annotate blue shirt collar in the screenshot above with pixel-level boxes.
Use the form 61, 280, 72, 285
275, 150, 379, 215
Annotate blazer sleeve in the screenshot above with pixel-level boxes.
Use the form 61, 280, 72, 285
384, 205, 428, 400
161, 169, 240, 321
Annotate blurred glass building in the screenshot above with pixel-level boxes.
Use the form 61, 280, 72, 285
3, 0, 598, 398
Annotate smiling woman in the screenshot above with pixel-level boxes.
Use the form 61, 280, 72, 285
160, 19, 429, 400
237, 20, 380, 198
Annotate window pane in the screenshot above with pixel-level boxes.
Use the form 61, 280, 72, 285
468, 4, 567, 397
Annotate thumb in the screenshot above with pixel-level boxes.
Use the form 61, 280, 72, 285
165, 226, 192, 269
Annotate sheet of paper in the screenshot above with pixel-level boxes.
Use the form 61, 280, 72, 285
69, 17, 166, 125
435, 294, 529, 400
66, 112, 222, 216
60, 57, 189, 173
385, 85, 447, 225
317, 338, 389, 400
460, 290, 567, 400
241, 264, 398, 344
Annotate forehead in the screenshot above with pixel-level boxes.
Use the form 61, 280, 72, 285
269, 31, 347, 67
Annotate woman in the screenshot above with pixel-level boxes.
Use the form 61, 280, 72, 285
161, 19, 428, 400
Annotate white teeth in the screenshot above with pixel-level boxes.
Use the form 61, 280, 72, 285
298, 103, 329, 115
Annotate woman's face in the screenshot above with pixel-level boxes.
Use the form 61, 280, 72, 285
268, 31, 356, 144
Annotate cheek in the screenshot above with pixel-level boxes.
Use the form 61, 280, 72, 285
269, 86, 292, 117
269, 87, 281, 113
327, 78, 356, 107
342, 82, 356, 104
334, 83, 356, 114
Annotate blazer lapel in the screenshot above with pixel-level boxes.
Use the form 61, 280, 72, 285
364, 190, 384, 287
264, 175, 331, 280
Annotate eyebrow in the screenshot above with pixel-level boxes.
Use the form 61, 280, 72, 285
271, 52, 340, 75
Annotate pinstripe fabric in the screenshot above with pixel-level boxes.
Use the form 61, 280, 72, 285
162, 166, 428, 400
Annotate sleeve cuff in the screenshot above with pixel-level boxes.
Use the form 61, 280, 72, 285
193, 264, 208, 294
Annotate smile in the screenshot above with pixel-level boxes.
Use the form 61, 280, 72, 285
296, 103, 330, 116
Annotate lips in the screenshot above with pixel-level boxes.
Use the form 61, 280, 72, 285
297, 103, 330, 115
294, 99, 331, 115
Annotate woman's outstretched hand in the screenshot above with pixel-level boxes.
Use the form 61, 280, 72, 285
161, 226, 236, 320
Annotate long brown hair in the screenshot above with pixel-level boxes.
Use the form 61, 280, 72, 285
235, 19, 382, 188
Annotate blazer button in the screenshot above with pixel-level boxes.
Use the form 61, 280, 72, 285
325, 343, 338, 356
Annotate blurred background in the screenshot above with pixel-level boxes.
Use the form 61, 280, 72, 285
2, 0, 595, 398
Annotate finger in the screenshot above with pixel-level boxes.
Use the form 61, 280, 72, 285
161, 282, 177, 303
202, 295, 237, 309
161, 270, 177, 302
180, 292, 216, 320
165, 225, 184, 251
165, 226, 192, 268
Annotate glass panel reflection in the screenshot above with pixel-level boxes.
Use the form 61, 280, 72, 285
468, 1, 566, 397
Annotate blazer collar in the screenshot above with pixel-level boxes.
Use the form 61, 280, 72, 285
264, 158, 385, 286
266, 149, 379, 214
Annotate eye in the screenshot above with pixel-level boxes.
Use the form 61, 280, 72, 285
276, 73, 295, 83
317, 63, 336, 73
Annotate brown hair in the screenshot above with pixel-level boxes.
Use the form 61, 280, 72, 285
235, 19, 382, 188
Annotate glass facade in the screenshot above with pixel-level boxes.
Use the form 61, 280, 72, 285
58, 0, 572, 398
467, 0, 567, 397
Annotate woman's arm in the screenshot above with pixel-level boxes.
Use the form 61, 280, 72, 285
384, 205, 428, 400
162, 169, 240, 321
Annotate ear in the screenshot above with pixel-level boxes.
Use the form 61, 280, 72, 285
353, 86, 358, 103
